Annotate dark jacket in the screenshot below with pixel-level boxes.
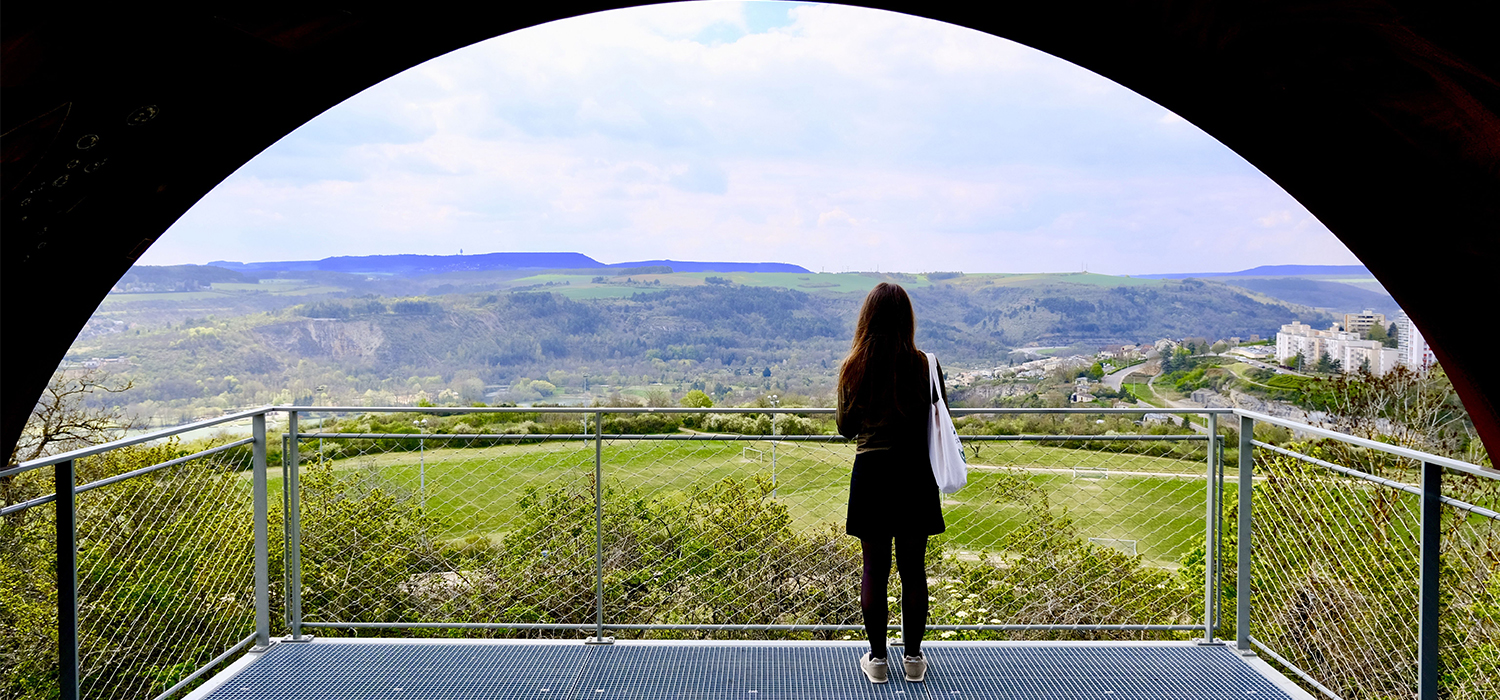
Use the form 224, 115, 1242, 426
839, 350, 949, 537
836, 352, 948, 453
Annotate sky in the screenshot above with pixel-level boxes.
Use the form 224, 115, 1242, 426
147, 1, 1361, 275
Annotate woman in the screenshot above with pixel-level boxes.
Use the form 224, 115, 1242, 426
836, 282, 947, 684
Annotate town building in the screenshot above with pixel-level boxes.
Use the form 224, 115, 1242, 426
1395, 311, 1435, 372
1341, 309, 1386, 336
1275, 321, 1401, 375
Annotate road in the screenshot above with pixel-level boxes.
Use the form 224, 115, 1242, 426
1101, 363, 1145, 391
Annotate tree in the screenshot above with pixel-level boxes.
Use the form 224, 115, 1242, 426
1296, 365, 1485, 461
680, 390, 713, 408
9, 367, 134, 466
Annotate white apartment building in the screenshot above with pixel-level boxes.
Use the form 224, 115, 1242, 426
1395, 311, 1435, 372
1276, 321, 1401, 375
1341, 309, 1386, 335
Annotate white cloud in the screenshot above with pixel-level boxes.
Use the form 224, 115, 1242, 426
149, 1, 1360, 273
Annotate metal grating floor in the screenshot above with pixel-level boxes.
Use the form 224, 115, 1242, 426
199, 641, 1294, 700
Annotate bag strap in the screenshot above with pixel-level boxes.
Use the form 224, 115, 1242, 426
925, 352, 943, 404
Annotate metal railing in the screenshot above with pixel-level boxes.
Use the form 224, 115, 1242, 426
1232, 410, 1500, 700
4, 405, 1495, 700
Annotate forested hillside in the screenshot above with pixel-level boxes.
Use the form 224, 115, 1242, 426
67, 269, 1332, 424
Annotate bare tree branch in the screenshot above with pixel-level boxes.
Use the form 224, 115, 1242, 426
8, 367, 135, 466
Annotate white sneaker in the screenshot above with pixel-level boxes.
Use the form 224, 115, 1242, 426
903, 654, 927, 682
859, 652, 889, 684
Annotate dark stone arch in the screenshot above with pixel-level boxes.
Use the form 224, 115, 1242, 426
4, 2, 1497, 460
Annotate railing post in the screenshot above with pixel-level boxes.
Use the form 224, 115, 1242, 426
1419, 461, 1440, 700
286, 411, 305, 640
56, 459, 78, 700
1237, 414, 1254, 654
252, 412, 270, 649
1203, 412, 1217, 644
770, 411, 778, 499
587, 411, 611, 644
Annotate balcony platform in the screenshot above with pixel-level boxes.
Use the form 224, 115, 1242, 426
186, 639, 1313, 700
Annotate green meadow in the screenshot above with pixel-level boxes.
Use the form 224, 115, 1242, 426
273, 438, 1216, 568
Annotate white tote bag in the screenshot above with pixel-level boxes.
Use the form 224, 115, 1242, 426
925, 352, 967, 494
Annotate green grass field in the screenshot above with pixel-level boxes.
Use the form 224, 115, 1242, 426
1124, 381, 1161, 407
276, 438, 1215, 568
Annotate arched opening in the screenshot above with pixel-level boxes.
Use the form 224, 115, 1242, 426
48, 2, 1403, 436
4, 1, 1496, 460
5, 5, 1498, 699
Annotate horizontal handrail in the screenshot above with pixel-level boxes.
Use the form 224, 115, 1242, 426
1255, 441, 1499, 520
3, 406, 273, 476
149, 634, 256, 700
9, 404, 1485, 482
1234, 409, 1497, 480
296, 431, 1207, 442
1250, 637, 1346, 700
0, 438, 257, 516
303, 621, 595, 631
307, 621, 1205, 632
76, 438, 256, 495
279, 405, 836, 414
277, 405, 1231, 415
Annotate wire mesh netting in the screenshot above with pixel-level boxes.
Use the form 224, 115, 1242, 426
1434, 469, 1500, 699
77, 440, 265, 700
294, 432, 598, 632
1251, 442, 1500, 700
2, 434, 268, 700
1, 469, 60, 696
295, 410, 1218, 641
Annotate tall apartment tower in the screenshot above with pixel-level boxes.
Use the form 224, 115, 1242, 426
1342, 309, 1386, 336
1395, 311, 1435, 372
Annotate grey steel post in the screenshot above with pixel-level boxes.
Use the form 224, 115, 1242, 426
1237, 414, 1254, 653
1419, 461, 1440, 700
252, 413, 270, 649
287, 411, 305, 640
587, 411, 610, 643
770, 413, 778, 499
1203, 412, 1216, 643
57, 459, 78, 700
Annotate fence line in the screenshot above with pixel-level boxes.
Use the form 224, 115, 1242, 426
10, 405, 1494, 700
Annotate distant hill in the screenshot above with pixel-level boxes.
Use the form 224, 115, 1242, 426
1137, 264, 1372, 278
207, 252, 810, 276
604, 260, 808, 273
1133, 263, 1399, 314
78, 271, 1331, 418
1217, 278, 1400, 315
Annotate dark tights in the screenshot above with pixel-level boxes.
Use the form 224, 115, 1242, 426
860, 535, 929, 660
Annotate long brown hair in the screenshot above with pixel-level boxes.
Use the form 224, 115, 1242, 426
839, 282, 920, 413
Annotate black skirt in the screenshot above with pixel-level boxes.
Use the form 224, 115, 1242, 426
846, 447, 946, 538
